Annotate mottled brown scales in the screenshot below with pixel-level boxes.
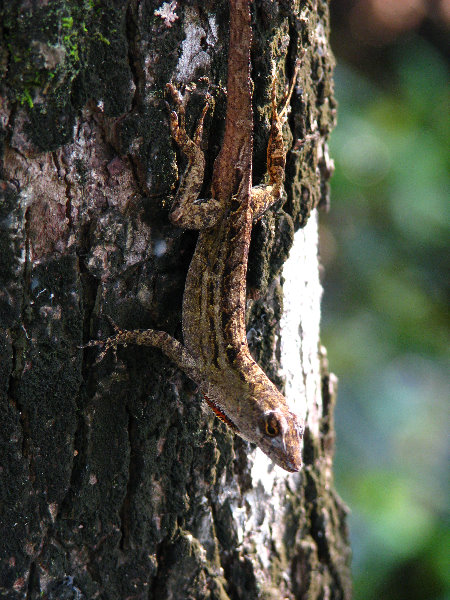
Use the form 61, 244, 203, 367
90, 0, 303, 472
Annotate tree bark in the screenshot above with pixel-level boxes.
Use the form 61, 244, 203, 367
0, 1, 350, 599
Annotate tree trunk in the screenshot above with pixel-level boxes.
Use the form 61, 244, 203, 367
0, 1, 350, 599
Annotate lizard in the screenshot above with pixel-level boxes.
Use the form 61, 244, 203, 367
90, 0, 303, 472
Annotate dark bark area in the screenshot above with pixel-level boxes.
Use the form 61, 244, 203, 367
0, 1, 350, 599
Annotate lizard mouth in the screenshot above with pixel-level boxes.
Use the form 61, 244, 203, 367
268, 440, 302, 473
283, 457, 301, 472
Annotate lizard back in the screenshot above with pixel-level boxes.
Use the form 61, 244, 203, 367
182, 0, 253, 370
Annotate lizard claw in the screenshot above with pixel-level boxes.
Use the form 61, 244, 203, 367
82, 316, 124, 363
105, 314, 122, 334
89, 336, 120, 364
166, 82, 183, 112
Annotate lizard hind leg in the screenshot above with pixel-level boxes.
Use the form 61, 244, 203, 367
166, 83, 212, 151
165, 83, 223, 230
266, 61, 301, 198
277, 59, 301, 121
251, 60, 301, 220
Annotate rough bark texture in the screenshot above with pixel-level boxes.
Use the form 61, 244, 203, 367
0, 1, 350, 599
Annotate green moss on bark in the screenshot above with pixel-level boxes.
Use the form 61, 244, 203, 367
2, 0, 132, 151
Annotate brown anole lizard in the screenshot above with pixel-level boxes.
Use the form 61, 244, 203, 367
90, 0, 303, 472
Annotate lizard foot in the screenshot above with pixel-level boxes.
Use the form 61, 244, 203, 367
84, 316, 125, 363
165, 83, 213, 149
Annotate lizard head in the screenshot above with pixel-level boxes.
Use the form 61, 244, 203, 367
204, 385, 303, 472
255, 408, 304, 472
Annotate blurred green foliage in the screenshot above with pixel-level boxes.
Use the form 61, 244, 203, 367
321, 35, 449, 600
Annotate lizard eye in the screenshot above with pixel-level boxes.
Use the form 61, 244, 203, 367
264, 414, 280, 437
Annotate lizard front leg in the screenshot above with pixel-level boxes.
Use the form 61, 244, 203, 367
251, 62, 300, 220
88, 320, 203, 384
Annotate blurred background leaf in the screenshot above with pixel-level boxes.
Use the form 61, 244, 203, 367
322, 2, 449, 598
